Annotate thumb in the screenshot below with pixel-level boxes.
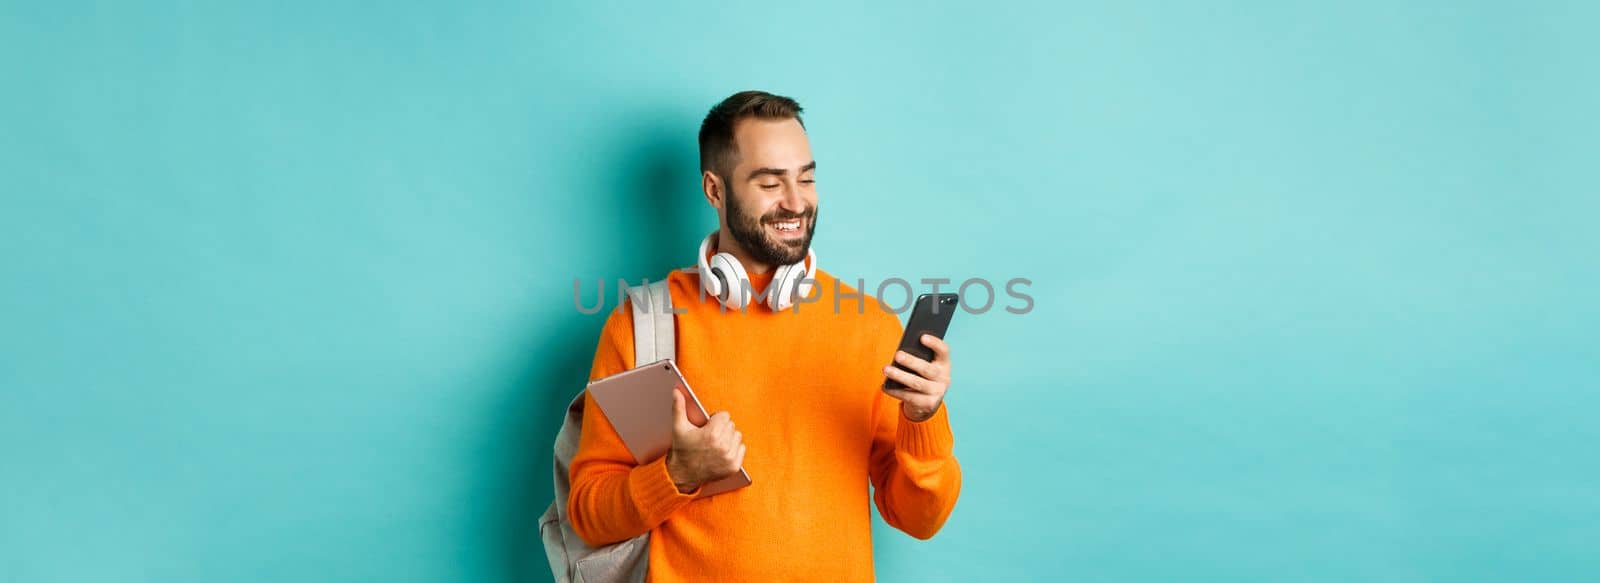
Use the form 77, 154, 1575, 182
671, 387, 693, 434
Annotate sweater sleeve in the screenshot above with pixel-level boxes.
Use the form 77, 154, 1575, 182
567, 300, 701, 547
866, 319, 963, 540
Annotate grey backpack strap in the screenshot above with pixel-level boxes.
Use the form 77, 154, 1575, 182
541, 389, 650, 583
626, 279, 676, 365
541, 277, 676, 583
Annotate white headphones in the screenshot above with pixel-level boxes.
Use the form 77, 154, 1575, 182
696, 232, 817, 311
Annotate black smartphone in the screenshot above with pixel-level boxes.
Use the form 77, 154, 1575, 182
884, 293, 959, 390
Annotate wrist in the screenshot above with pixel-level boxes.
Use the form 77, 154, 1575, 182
665, 451, 699, 493
901, 401, 940, 423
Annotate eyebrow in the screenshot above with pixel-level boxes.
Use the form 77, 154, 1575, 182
747, 161, 817, 181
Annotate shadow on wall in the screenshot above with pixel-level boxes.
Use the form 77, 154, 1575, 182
483, 112, 707, 583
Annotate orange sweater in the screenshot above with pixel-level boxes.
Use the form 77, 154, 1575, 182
567, 267, 962, 581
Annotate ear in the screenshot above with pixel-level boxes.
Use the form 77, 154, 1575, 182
701, 170, 724, 210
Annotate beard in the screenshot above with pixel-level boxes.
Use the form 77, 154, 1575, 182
724, 183, 818, 267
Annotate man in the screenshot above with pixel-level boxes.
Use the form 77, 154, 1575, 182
567, 91, 961, 581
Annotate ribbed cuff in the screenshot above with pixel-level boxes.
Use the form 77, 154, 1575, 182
897, 403, 955, 459
627, 455, 699, 526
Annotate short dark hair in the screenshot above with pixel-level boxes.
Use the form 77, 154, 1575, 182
698, 90, 805, 181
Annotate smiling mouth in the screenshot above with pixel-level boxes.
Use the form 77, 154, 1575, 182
767, 218, 803, 234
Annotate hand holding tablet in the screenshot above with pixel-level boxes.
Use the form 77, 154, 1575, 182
586, 359, 753, 497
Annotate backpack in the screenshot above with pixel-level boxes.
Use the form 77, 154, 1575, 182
540, 279, 676, 583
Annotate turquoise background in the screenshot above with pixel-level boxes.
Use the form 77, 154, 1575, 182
3, 1, 1597, 581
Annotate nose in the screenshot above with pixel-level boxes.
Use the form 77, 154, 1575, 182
778, 183, 807, 213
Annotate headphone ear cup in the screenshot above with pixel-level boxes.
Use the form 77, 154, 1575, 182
709, 253, 750, 309
767, 262, 803, 311
697, 233, 722, 298
793, 275, 813, 304
701, 264, 725, 298
795, 249, 817, 303
773, 249, 818, 311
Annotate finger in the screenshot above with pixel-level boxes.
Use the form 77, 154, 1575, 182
882, 387, 931, 404
671, 389, 693, 432
731, 430, 743, 447
709, 410, 731, 429
708, 411, 734, 436
921, 334, 951, 362
882, 365, 933, 393
892, 350, 939, 379
733, 443, 747, 468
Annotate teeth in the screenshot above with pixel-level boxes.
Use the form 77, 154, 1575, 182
771, 220, 800, 232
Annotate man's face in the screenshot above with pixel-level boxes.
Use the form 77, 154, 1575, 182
719, 117, 818, 267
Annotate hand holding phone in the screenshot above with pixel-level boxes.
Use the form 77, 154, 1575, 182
882, 293, 958, 421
